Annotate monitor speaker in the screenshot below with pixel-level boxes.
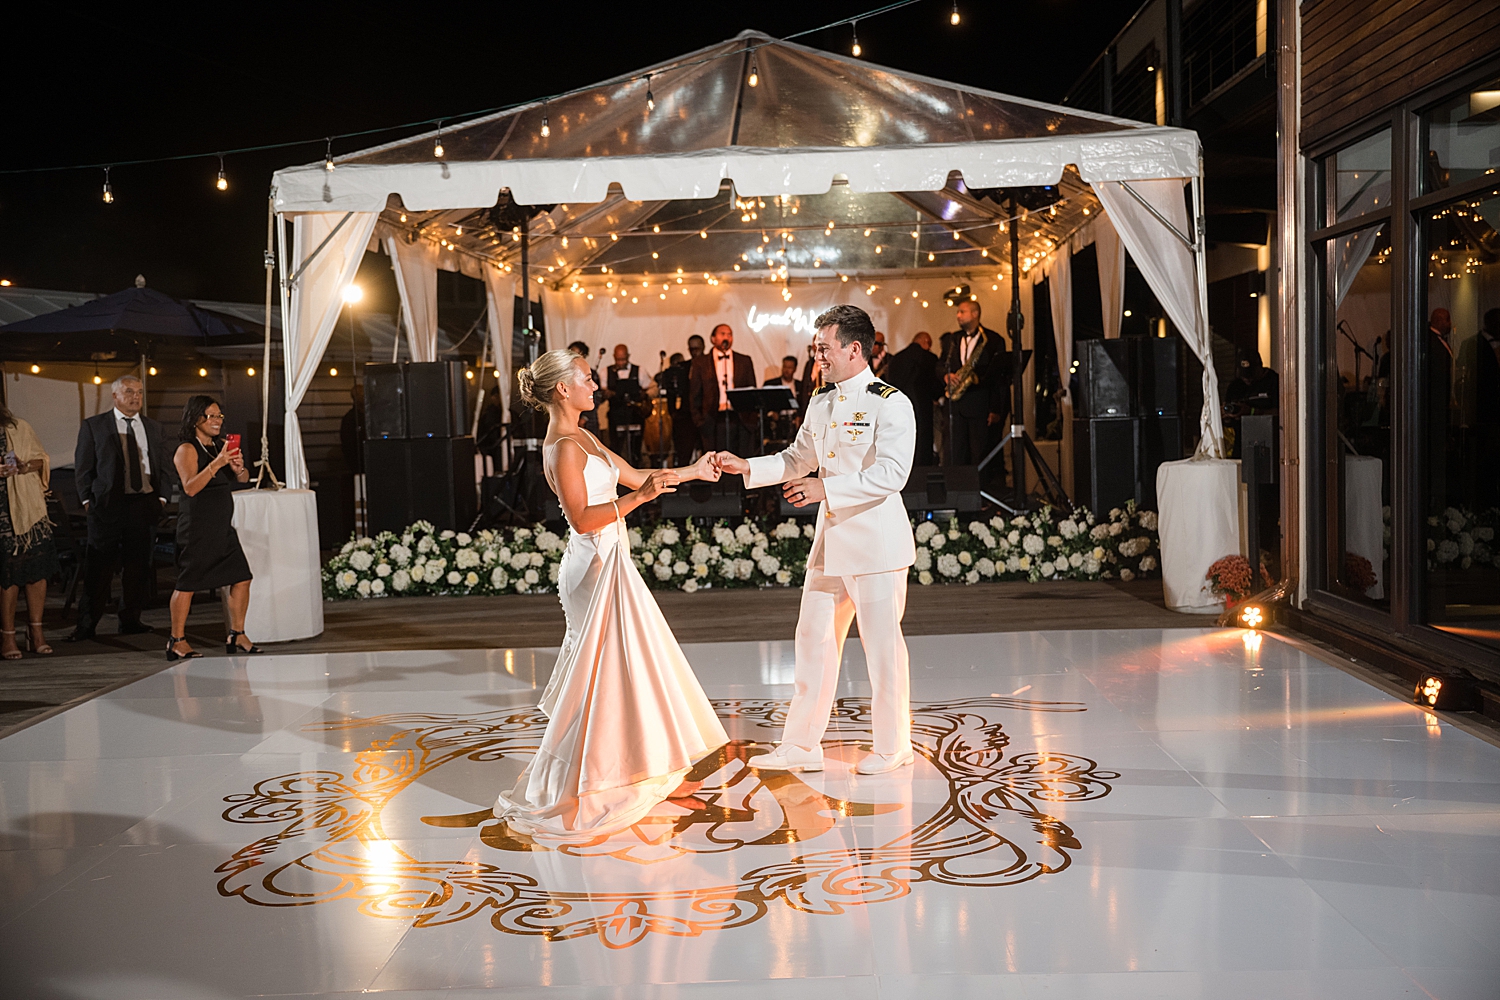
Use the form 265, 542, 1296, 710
663, 478, 745, 519
1132, 337, 1181, 417
363, 437, 477, 535
363, 364, 406, 439
1075, 339, 1133, 418
406, 361, 469, 438
901, 465, 982, 512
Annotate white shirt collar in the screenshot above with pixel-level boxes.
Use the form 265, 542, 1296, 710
834, 364, 872, 393
113, 407, 141, 425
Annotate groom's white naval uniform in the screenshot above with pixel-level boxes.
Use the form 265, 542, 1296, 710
745, 363, 917, 768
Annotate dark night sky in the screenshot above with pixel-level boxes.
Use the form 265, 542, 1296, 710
1, 1, 1139, 304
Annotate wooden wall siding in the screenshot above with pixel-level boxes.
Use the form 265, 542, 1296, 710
1301, 0, 1500, 147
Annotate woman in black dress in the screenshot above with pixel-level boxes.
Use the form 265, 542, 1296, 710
167, 395, 258, 660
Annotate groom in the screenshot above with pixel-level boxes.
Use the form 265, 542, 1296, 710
714, 304, 917, 775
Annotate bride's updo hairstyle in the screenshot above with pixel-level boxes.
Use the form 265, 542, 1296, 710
517, 348, 582, 410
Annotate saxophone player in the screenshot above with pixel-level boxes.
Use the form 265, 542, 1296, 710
941, 300, 1011, 466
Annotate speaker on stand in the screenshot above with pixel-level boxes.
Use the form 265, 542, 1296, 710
362, 362, 478, 534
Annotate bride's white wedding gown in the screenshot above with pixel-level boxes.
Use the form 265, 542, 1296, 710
493, 434, 728, 842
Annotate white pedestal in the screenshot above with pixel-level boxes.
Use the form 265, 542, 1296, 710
1156, 458, 1244, 613
231, 489, 324, 642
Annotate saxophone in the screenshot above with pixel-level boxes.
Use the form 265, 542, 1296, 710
946, 332, 985, 400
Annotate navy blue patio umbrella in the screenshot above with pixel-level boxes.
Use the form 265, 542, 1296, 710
0, 282, 257, 361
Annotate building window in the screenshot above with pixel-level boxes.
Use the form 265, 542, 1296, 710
1325, 129, 1392, 226
1420, 76, 1500, 195
1419, 184, 1500, 649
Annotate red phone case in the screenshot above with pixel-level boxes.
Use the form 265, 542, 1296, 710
225, 434, 242, 451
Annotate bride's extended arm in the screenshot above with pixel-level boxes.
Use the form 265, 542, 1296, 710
599, 446, 720, 491
553, 438, 681, 533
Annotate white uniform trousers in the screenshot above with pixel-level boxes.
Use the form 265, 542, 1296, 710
784, 539, 912, 756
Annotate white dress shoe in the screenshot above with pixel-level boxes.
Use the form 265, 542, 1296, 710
752, 743, 824, 772
855, 750, 915, 775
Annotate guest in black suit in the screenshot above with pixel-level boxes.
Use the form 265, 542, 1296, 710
167, 396, 255, 660
71, 376, 175, 641
657, 336, 703, 463
940, 301, 1012, 466
689, 324, 756, 454
1458, 307, 1500, 506
886, 331, 944, 466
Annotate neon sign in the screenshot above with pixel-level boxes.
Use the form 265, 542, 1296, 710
745, 304, 831, 337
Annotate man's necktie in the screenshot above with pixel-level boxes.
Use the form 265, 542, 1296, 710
123, 418, 144, 492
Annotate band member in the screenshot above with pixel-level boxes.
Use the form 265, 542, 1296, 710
940, 301, 1011, 466
885, 331, 943, 466
602, 343, 652, 461
715, 304, 916, 775
657, 336, 703, 463
689, 324, 755, 455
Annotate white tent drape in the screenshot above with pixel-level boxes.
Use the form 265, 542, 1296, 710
1332, 221, 1387, 310
1095, 214, 1126, 340
482, 269, 517, 414
385, 235, 440, 363
1093, 178, 1223, 458
281, 211, 380, 489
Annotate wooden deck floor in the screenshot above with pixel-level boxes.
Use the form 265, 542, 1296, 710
0, 579, 1193, 734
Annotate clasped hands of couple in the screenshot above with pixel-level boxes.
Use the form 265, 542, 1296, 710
633, 451, 824, 508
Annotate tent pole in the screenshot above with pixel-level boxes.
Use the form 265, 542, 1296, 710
1190, 169, 1220, 458
255, 194, 283, 489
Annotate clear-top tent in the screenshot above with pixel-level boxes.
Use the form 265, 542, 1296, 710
270, 30, 1221, 489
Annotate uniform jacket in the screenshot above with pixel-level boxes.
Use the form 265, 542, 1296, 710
74, 410, 175, 509
689, 350, 756, 428
745, 365, 916, 576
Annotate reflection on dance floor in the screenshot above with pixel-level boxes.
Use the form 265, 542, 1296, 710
216, 697, 1117, 949
1, 630, 1498, 999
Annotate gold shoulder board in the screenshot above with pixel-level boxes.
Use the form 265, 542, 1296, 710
867, 381, 899, 399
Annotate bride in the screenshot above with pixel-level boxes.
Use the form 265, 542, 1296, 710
493, 348, 728, 842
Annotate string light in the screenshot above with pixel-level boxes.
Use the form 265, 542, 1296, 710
645, 75, 655, 112
215, 155, 228, 192
540, 104, 550, 138
748, 60, 759, 87
851, 21, 862, 57
199, 368, 209, 377
148, 366, 158, 376
247, 367, 256, 376
328, 366, 339, 377
951, 2, 960, 25
324, 139, 335, 172
433, 123, 445, 159
101, 167, 113, 204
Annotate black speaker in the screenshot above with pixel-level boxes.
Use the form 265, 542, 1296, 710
1075, 340, 1133, 418
312, 473, 355, 549
901, 465, 982, 512
363, 364, 407, 439
1138, 415, 1182, 509
662, 479, 744, 519
364, 437, 477, 534
406, 361, 469, 438
1073, 418, 1139, 514
1132, 337, 1181, 417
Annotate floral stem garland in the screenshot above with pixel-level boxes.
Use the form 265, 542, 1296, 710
323, 504, 1161, 599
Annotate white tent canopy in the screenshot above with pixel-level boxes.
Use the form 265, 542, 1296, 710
270, 29, 1221, 490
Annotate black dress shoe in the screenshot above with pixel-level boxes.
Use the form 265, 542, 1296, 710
118, 621, 155, 635
67, 628, 96, 643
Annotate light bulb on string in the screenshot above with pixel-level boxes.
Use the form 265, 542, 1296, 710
851, 21, 861, 57
433, 122, 445, 159
101, 167, 113, 204
645, 75, 655, 112
748, 60, 759, 87
324, 139, 335, 172
215, 155, 228, 192
951, 2, 960, 25
540, 103, 550, 138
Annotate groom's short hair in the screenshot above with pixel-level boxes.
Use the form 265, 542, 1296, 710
814, 305, 876, 361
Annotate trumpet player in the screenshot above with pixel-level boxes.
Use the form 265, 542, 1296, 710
941, 300, 1011, 466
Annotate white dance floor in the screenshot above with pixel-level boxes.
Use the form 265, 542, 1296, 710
1, 628, 1497, 999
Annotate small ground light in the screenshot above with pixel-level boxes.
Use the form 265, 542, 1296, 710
1414, 671, 1482, 712
1239, 605, 1264, 629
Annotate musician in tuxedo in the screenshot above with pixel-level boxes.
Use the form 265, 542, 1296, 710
885, 331, 944, 466
602, 343, 653, 461
940, 300, 1011, 466
689, 324, 756, 454
71, 376, 176, 640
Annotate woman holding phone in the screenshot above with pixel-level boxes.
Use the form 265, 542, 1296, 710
168, 395, 257, 660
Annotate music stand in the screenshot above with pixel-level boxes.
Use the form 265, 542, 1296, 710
729, 386, 797, 457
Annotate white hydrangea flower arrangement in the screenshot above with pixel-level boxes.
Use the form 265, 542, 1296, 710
325, 506, 1161, 599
